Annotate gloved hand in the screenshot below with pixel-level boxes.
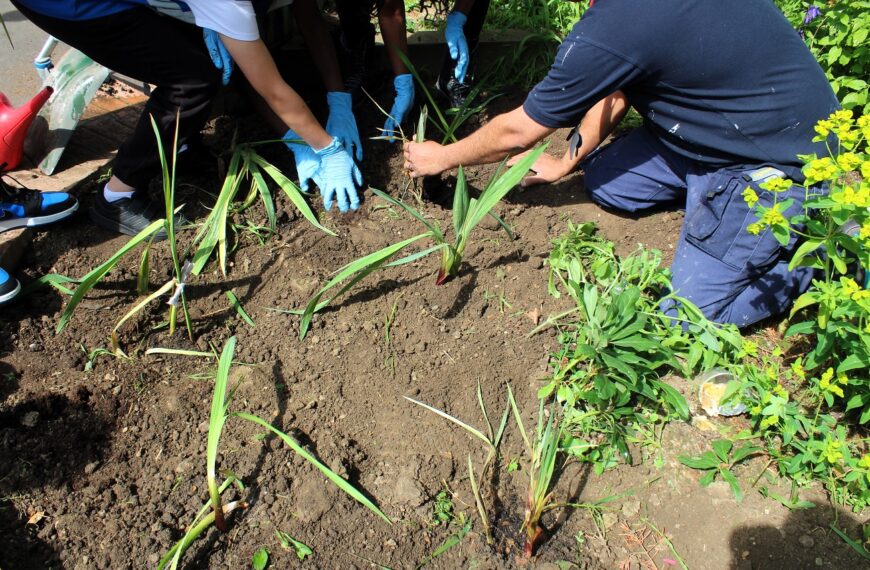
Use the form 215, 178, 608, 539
314, 137, 363, 213
203, 29, 233, 86
383, 74, 415, 143
445, 11, 469, 83
283, 129, 321, 191
326, 91, 363, 161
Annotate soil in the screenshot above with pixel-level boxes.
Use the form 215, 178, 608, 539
1, 84, 868, 570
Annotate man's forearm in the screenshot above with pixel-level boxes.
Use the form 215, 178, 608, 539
440, 106, 553, 168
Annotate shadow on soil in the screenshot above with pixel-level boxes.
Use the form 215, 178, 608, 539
729, 503, 869, 568
0, 362, 115, 569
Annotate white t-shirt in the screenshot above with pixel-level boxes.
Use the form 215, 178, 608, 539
147, 0, 260, 41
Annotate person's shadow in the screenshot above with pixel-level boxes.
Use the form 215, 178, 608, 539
729, 502, 869, 569
0, 360, 114, 569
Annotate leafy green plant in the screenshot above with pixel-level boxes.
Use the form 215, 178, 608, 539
792, 2, 870, 113
191, 140, 335, 277
252, 547, 269, 570
276, 529, 313, 561
678, 439, 762, 502
738, 111, 870, 511
54, 115, 191, 343
508, 390, 561, 558
297, 145, 545, 339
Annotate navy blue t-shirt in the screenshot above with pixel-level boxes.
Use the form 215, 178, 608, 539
523, 0, 839, 181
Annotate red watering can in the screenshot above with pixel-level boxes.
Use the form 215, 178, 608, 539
0, 86, 53, 172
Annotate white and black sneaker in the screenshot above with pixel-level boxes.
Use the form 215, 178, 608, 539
0, 179, 79, 233
0, 267, 20, 305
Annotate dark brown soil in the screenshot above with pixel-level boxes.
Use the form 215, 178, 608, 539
1, 87, 867, 570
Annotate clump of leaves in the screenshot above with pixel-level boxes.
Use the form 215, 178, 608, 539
296, 145, 546, 339
678, 439, 761, 501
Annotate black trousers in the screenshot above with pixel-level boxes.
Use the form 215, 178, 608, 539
11, 3, 221, 190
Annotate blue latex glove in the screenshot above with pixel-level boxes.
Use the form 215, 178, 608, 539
314, 137, 363, 213
326, 91, 363, 161
383, 74, 415, 143
283, 129, 321, 191
445, 11, 469, 83
203, 29, 233, 86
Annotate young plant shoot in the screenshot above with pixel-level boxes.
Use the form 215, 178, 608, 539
297, 144, 547, 339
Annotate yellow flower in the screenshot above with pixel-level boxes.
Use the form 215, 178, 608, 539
833, 109, 854, 124
853, 289, 870, 301
819, 367, 844, 397
862, 160, 870, 180
839, 128, 860, 147
760, 177, 794, 193
823, 440, 843, 465
751, 405, 762, 415
815, 119, 835, 138
857, 115, 870, 129
743, 187, 759, 207
837, 152, 862, 171
860, 222, 870, 241
774, 384, 788, 398
841, 277, 861, 297
859, 454, 870, 470
760, 414, 779, 429
741, 340, 759, 356
836, 373, 848, 386
804, 157, 839, 184
747, 222, 763, 235
761, 207, 786, 226
832, 185, 870, 207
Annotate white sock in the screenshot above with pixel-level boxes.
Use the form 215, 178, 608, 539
103, 183, 134, 203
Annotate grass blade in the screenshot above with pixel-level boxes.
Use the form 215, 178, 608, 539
234, 411, 391, 524
225, 290, 255, 327
405, 396, 492, 449
145, 347, 216, 358
192, 149, 245, 276
370, 188, 444, 242
111, 279, 175, 354
453, 166, 470, 237
247, 160, 277, 231
506, 384, 532, 454
56, 220, 164, 333
207, 336, 237, 532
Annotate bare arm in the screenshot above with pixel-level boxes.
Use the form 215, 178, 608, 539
292, 0, 344, 92
404, 105, 553, 177
516, 92, 629, 186
220, 35, 332, 149
379, 0, 409, 76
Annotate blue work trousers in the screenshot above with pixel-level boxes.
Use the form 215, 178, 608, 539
581, 127, 815, 327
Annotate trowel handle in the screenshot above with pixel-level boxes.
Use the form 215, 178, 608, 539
34, 36, 59, 82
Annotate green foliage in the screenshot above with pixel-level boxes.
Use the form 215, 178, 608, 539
252, 547, 269, 570
678, 439, 762, 502
275, 530, 312, 561
795, 1, 870, 112
538, 221, 743, 473
740, 111, 870, 511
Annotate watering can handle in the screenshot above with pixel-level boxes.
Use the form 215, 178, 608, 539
34, 36, 59, 82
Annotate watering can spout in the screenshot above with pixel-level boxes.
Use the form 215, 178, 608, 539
0, 86, 53, 172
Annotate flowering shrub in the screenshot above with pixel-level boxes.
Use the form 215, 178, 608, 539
738, 111, 870, 511
777, 1, 870, 112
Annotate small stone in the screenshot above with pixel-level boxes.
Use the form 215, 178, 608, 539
814, 557, 823, 567
602, 512, 618, 529
21, 411, 39, 428
621, 499, 641, 517
84, 461, 100, 475
799, 535, 814, 549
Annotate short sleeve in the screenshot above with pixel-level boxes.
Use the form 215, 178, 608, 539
185, 0, 260, 41
523, 36, 643, 129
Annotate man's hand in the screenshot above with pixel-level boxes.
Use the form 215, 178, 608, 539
403, 140, 451, 178
508, 150, 575, 187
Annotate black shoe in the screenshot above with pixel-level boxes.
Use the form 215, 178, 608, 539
0, 267, 20, 305
435, 74, 472, 109
89, 191, 187, 241
0, 179, 79, 233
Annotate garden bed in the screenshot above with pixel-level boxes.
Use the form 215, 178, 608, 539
1, 87, 867, 570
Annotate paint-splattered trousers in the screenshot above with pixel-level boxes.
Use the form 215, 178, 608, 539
580, 126, 815, 327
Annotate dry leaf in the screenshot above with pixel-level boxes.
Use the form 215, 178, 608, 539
27, 511, 45, 525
